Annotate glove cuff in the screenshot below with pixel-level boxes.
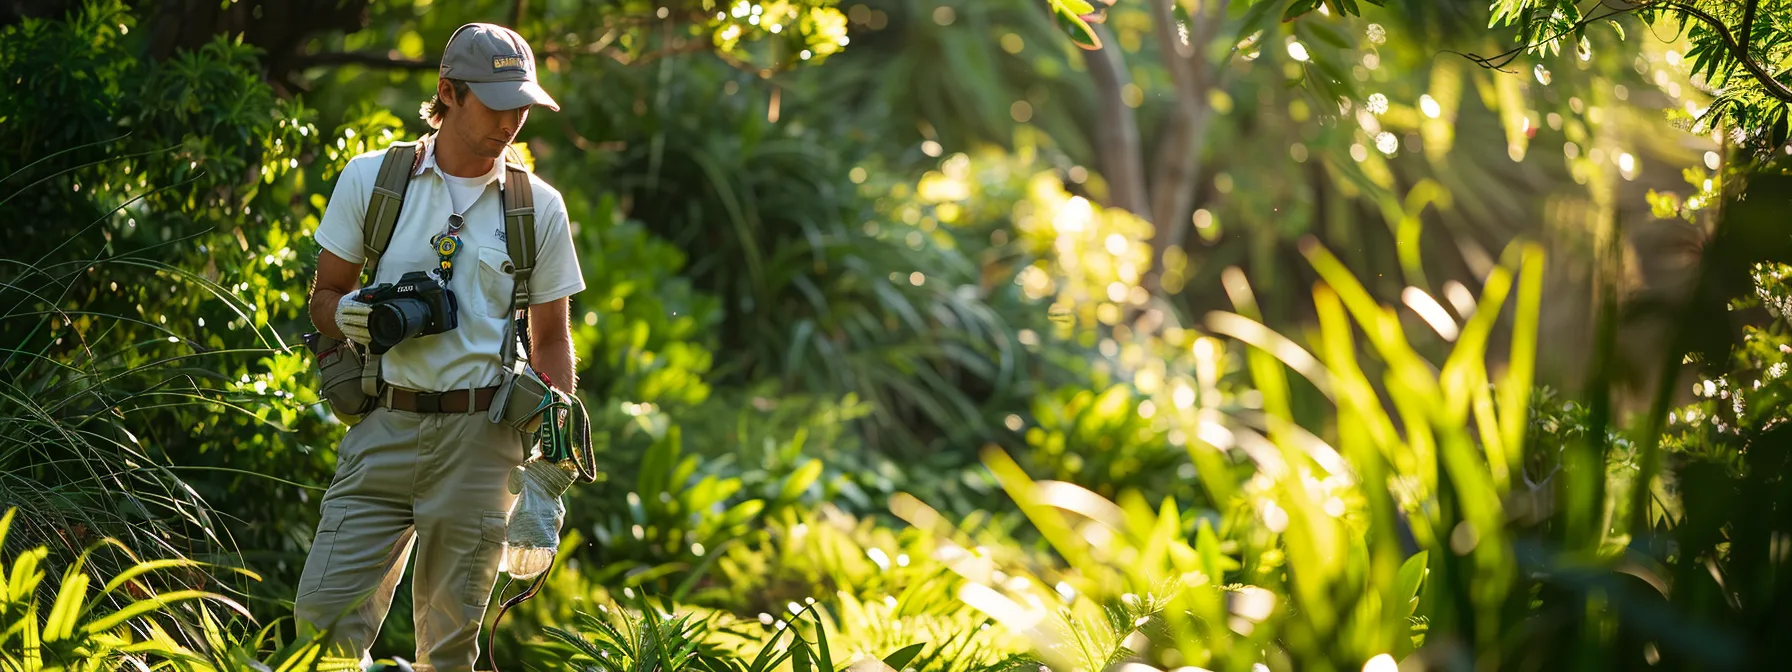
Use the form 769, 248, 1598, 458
335, 293, 372, 344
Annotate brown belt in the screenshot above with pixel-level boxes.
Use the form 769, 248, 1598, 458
382, 386, 501, 413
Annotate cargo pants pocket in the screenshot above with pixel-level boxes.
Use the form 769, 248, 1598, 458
297, 502, 350, 599
463, 511, 510, 609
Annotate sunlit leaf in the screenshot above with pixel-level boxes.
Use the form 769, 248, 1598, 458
1282, 0, 1322, 22
1054, 3, 1101, 50
1395, 551, 1428, 615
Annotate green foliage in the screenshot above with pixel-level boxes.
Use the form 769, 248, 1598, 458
566, 192, 720, 411
578, 410, 777, 584
506, 0, 850, 73
862, 240, 1546, 670
1486, 0, 1792, 154
547, 601, 723, 672
0, 1, 349, 597
544, 594, 1018, 672
15, 1, 1792, 671
0, 508, 340, 672
550, 53, 1083, 462
1019, 384, 1193, 499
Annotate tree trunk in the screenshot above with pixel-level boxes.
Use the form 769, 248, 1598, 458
1141, 0, 1226, 295
1081, 24, 1150, 218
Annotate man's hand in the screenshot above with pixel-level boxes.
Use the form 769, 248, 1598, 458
335, 292, 373, 345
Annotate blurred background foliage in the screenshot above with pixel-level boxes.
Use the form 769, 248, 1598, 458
8, 0, 1792, 669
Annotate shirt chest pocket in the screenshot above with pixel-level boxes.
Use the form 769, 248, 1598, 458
475, 246, 519, 319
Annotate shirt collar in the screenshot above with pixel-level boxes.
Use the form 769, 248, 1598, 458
414, 134, 509, 188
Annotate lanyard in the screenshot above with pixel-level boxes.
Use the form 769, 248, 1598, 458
429, 180, 504, 282
430, 212, 465, 281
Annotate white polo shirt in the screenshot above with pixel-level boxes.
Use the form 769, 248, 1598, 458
314, 137, 585, 392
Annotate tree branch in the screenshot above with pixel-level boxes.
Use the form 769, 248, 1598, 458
598, 40, 716, 67
1741, 0, 1759, 45
1451, 6, 1627, 73
291, 51, 434, 71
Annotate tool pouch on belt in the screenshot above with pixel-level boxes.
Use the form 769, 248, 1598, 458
305, 332, 376, 421
491, 360, 552, 434
303, 140, 423, 422
487, 151, 555, 434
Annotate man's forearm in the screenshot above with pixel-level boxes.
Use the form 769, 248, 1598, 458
309, 290, 347, 341
532, 338, 577, 395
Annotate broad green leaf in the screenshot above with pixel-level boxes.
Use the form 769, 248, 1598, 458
44, 572, 89, 641
7, 548, 47, 603
717, 499, 766, 527
1196, 518, 1227, 578
883, 643, 926, 670
21, 603, 40, 670
774, 462, 820, 501
1054, 4, 1101, 50
1303, 21, 1352, 49
1140, 497, 1180, 575
1056, 0, 1096, 16
1395, 551, 1429, 615
1283, 0, 1321, 22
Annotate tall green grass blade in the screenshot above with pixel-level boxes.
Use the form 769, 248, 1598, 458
813, 608, 834, 672
793, 640, 815, 672
84, 590, 249, 634
1499, 244, 1544, 485
981, 447, 1092, 570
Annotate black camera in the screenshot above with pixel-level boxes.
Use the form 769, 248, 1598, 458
357, 271, 459, 354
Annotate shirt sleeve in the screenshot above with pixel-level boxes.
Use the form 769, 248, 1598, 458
527, 186, 587, 304
313, 155, 376, 265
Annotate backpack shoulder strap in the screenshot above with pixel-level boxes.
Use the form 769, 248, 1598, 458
361, 139, 425, 283
499, 162, 536, 368
501, 164, 537, 314
356, 138, 423, 398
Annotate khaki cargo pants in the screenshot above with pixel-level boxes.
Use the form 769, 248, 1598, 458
294, 406, 527, 672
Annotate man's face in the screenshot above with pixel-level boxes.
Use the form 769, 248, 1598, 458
441, 81, 530, 159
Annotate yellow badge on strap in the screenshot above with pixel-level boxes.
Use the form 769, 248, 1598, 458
434, 235, 460, 258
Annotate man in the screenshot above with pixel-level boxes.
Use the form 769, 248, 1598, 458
297, 23, 583, 672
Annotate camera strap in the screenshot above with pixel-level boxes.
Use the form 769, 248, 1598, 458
357, 137, 428, 397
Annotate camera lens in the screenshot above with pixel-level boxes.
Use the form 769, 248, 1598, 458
368, 298, 433, 353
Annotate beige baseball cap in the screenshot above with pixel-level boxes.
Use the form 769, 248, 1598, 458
438, 23, 560, 112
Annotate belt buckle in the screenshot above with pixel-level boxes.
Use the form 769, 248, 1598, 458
415, 391, 444, 414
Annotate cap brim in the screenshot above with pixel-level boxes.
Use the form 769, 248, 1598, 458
466, 79, 560, 112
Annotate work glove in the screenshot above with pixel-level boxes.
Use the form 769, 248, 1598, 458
505, 457, 575, 580
335, 292, 373, 346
